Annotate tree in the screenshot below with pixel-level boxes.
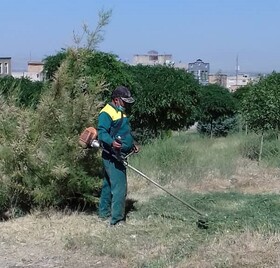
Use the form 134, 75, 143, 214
241, 72, 280, 132
44, 50, 133, 97
79, 51, 134, 97
43, 9, 112, 81
197, 84, 237, 137
43, 50, 67, 80
0, 9, 115, 213
126, 64, 201, 140
232, 84, 251, 110
240, 72, 280, 162
73, 9, 112, 50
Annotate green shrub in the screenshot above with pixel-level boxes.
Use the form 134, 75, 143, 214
0, 49, 106, 214
0, 76, 45, 108
197, 116, 238, 137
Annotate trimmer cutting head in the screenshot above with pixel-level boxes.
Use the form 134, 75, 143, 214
196, 215, 209, 229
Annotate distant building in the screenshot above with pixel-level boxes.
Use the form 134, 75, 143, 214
188, 59, 209, 85
133, 50, 173, 66
12, 61, 44, 81
0, 57, 12, 77
174, 61, 188, 69
208, 73, 227, 88
27, 61, 44, 81
226, 74, 255, 92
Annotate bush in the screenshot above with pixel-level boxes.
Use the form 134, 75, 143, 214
197, 116, 238, 137
0, 76, 45, 108
0, 49, 106, 214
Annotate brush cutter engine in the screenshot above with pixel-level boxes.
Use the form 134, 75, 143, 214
78, 127, 98, 149
90, 139, 100, 148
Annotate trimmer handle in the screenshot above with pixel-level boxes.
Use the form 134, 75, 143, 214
115, 136, 122, 145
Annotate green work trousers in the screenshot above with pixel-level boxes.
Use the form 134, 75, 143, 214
98, 154, 127, 225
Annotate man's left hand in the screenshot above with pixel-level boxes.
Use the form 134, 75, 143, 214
133, 145, 140, 153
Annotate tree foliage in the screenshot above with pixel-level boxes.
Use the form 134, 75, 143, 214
80, 51, 133, 97
241, 72, 280, 132
198, 84, 236, 122
43, 50, 132, 97
197, 84, 237, 137
43, 9, 112, 81
73, 9, 112, 50
126, 65, 201, 140
232, 84, 251, 111
0, 10, 114, 214
0, 76, 45, 108
43, 50, 67, 80
197, 116, 238, 137
0, 48, 107, 213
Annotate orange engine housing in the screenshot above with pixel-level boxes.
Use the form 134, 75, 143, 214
78, 127, 98, 149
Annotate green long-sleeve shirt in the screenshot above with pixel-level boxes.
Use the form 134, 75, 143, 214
98, 103, 134, 154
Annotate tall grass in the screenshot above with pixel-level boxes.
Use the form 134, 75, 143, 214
129, 132, 241, 185
239, 131, 280, 168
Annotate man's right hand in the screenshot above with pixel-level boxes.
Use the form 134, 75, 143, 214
112, 140, 122, 150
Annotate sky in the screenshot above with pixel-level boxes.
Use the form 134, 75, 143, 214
1, 0, 280, 74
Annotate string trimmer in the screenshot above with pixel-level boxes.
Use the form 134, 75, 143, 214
78, 127, 209, 229
123, 159, 208, 229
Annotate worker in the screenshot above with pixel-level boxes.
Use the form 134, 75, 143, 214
97, 86, 138, 226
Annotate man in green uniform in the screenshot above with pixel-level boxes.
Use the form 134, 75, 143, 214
98, 86, 137, 226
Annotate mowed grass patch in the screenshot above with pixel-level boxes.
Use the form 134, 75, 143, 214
62, 191, 280, 267
131, 191, 280, 234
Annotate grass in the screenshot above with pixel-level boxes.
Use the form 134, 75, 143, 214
60, 191, 280, 267
133, 191, 280, 233
129, 133, 241, 185
1, 132, 280, 267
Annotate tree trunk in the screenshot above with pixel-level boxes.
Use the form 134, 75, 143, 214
210, 120, 213, 139
258, 132, 264, 164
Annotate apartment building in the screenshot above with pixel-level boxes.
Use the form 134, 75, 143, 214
12, 61, 44, 81
132, 50, 173, 66
27, 61, 44, 81
208, 73, 227, 88
227, 74, 255, 92
0, 57, 12, 77
188, 59, 209, 85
